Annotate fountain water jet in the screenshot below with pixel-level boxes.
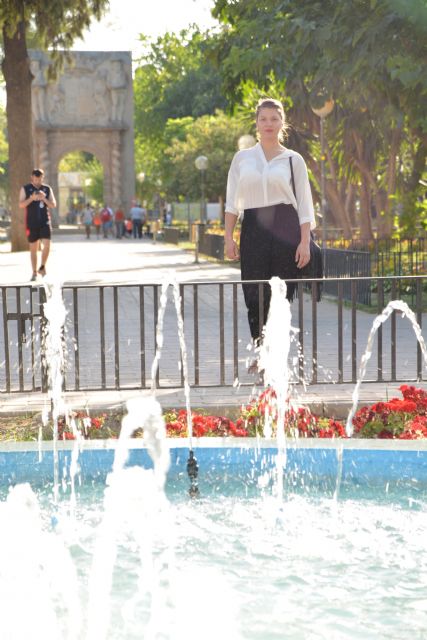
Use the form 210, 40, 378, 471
42, 279, 68, 503
150, 276, 199, 495
346, 300, 427, 437
258, 277, 294, 502
86, 396, 173, 640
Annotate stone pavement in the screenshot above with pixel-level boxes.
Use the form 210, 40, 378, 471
1, 230, 425, 418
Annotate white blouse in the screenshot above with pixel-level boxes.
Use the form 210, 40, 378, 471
225, 143, 316, 229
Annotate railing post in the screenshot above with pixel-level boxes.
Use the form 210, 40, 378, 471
73, 288, 80, 391
194, 223, 199, 264
416, 277, 423, 381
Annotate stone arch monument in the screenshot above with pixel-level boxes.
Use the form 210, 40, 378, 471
29, 50, 135, 219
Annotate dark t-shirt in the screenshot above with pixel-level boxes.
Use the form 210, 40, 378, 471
24, 183, 51, 228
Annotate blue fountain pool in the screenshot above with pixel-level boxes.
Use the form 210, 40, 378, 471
1, 439, 427, 499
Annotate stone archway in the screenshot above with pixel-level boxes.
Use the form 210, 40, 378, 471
30, 50, 135, 221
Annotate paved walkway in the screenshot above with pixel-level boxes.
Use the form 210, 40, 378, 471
1, 230, 425, 418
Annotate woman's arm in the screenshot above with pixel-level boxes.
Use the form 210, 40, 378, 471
293, 154, 315, 229
292, 154, 315, 269
224, 153, 241, 260
224, 212, 239, 260
295, 221, 311, 268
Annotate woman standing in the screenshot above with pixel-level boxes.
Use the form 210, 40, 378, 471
224, 98, 316, 360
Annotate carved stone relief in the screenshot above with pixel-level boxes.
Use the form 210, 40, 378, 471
30, 51, 131, 127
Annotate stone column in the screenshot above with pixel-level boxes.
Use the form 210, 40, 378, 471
111, 131, 122, 209
37, 129, 50, 177
37, 128, 58, 227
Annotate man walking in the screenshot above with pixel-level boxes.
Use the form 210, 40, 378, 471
129, 202, 145, 239
19, 168, 56, 281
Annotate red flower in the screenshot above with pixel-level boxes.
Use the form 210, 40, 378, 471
399, 415, 427, 439
377, 429, 394, 439
166, 420, 186, 437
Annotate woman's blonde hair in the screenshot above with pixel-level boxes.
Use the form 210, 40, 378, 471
255, 97, 289, 141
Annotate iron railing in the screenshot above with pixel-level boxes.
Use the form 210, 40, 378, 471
0, 276, 426, 394
322, 248, 371, 304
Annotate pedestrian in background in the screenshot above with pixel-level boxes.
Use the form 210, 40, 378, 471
114, 206, 125, 239
129, 202, 145, 239
19, 167, 57, 281
81, 203, 93, 239
93, 209, 102, 239
100, 204, 113, 238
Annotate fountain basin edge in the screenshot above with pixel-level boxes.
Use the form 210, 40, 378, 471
1, 438, 426, 492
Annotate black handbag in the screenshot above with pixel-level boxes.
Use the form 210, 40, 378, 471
289, 156, 323, 299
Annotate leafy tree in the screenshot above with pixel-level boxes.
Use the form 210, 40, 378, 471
0, 0, 108, 251
58, 151, 95, 173
58, 151, 103, 207
85, 157, 104, 205
134, 28, 227, 140
133, 27, 229, 199
212, 0, 427, 240
163, 110, 248, 205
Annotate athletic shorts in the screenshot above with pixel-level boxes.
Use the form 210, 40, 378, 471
27, 225, 51, 243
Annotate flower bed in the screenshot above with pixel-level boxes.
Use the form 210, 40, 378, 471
1, 386, 426, 442
352, 384, 427, 439
164, 389, 346, 438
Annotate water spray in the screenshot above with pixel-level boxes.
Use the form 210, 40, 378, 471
152, 277, 201, 498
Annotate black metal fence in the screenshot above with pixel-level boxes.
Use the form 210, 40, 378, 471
323, 236, 427, 276
322, 248, 371, 304
196, 228, 371, 303
1, 276, 426, 394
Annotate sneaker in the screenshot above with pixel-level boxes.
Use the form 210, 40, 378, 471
38, 265, 46, 277
247, 359, 259, 374
30, 272, 37, 282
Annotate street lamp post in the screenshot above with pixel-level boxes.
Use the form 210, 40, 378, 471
311, 99, 334, 246
195, 155, 208, 223
194, 155, 208, 264
238, 134, 256, 151
136, 172, 145, 202
153, 177, 163, 244
84, 177, 92, 206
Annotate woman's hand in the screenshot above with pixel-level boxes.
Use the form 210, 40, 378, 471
295, 241, 311, 269
225, 237, 239, 260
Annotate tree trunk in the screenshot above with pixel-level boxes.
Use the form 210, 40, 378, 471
376, 126, 402, 238
359, 179, 374, 243
325, 147, 353, 238
406, 138, 427, 193
2, 19, 33, 252
374, 190, 390, 239
306, 156, 352, 238
344, 183, 357, 228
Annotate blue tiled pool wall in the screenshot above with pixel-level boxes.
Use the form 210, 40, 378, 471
1, 448, 426, 495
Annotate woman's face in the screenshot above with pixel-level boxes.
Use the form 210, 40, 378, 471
256, 107, 283, 142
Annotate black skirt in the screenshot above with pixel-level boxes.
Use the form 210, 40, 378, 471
239, 203, 322, 340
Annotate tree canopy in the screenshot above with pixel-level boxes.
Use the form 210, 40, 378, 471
133, 27, 233, 206
211, 0, 427, 239
163, 110, 248, 203
134, 27, 227, 141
